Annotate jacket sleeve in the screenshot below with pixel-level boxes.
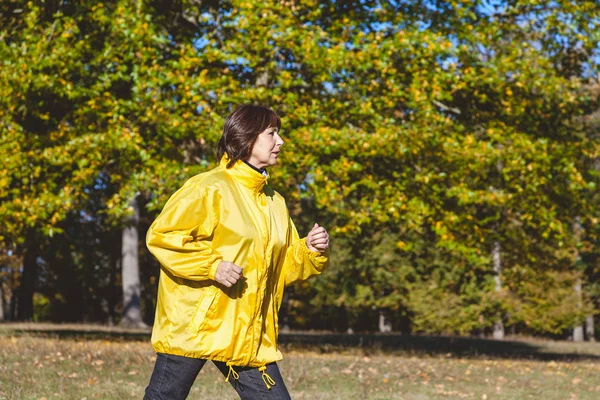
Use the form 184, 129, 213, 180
283, 217, 329, 287
146, 183, 222, 281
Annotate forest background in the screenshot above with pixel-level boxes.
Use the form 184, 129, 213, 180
1, 0, 599, 341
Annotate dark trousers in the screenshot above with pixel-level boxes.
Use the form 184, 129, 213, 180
144, 353, 292, 400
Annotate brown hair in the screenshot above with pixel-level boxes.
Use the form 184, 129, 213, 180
216, 104, 281, 168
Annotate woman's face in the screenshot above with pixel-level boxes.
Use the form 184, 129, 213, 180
247, 126, 284, 169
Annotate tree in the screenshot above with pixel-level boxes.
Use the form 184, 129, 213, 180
293, 0, 600, 334
1, 0, 598, 335
120, 195, 146, 327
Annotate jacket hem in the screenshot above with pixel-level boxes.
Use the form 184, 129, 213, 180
152, 344, 283, 368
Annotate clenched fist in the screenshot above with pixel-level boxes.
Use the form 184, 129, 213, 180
306, 223, 329, 253
214, 261, 243, 287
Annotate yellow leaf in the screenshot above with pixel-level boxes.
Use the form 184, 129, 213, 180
86, 377, 99, 385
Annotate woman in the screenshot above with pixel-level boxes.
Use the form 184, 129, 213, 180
144, 104, 330, 399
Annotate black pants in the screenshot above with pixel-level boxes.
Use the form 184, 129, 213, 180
144, 353, 292, 400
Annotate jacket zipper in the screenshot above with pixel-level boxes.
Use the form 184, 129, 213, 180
247, 190, 271, 366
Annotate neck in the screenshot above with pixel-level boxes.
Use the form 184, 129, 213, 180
243, 160, 266, 174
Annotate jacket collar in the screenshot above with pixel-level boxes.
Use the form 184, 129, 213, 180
220, 155, 268, 194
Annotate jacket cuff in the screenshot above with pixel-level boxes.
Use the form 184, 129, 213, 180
208, 258, 221, 281
301, 238, 329, 264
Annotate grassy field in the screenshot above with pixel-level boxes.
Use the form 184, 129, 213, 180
1, 323, 600, 399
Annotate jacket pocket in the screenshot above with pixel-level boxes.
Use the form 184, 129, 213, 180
186, 287, 219, 334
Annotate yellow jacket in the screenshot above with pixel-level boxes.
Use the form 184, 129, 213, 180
146, 157, 329, 368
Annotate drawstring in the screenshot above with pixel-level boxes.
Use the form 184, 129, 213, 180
225, 362, 275, 390
225, 362, 239, 383
258, 365, 276, 390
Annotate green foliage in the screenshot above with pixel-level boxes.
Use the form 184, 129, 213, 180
1, 0, 599, 334
32, 292, 52, 322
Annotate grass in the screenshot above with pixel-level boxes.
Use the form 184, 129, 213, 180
1, 323, 600, 399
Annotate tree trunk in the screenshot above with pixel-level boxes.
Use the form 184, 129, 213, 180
17, 233, 37, 321
0, 283, 4, 321
378, 310, 392, 333
492, 154, 505, 340
573, 217, 584, 342
120, 195, 146, 328
492, 241, 504, 340
573, 279, 584, 342
586, 314, 595, 342
9, 289, 17, 321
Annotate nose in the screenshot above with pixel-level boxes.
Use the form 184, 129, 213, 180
276, 133, 284, 147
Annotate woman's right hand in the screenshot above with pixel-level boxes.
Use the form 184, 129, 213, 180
214, 261, 243, 287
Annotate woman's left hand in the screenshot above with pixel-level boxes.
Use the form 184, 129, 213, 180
306, 223, 329, 253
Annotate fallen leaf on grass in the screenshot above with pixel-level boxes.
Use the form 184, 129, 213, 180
383, 373, 389, 383
87, 377, 99, 385
435, 389, 470, 398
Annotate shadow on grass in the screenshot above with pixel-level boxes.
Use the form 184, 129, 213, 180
2, 323, 598, 362
0, 323, 151, 342
278, 332, 600, 362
